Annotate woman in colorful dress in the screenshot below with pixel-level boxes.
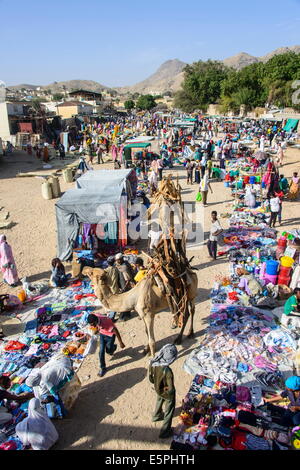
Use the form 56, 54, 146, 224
0, 235, 19, 287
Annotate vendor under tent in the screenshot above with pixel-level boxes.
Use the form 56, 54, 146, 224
55, 185, 130, 261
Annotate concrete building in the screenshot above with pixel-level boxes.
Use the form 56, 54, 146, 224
0, 101, 27, 142
56, 100, 94, 118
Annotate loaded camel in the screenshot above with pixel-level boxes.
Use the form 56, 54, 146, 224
83, 267, 198, 356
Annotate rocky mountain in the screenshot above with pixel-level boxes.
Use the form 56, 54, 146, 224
42, 80, 110, 93
8, 84, 40, 90
223, 52, 259, 69
8, 46, 300, 97
9, 80, 110, 93
223, 46, 300, 70
117, 59, 187, 95
260, 45, 300, 62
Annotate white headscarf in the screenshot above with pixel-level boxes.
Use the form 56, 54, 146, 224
150, 343, 178, 367
15, 398, 59, 450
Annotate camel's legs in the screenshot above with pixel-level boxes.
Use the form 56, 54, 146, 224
143, 313, 156, 356
187, 301, 195, 338
174, 306, 190, 345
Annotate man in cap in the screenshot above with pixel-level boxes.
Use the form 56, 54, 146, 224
149, 343, 178, 439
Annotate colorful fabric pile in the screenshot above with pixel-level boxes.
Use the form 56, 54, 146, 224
0, 280, 100, 450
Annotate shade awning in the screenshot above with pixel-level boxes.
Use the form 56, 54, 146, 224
283, 119, 299, 132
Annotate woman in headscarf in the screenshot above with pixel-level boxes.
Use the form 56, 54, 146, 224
0, 235, 19, 287
149, 343, 178, 439
25, 354, 74, 418
264, 376, 300, 426
287, 172, 300, 201
50, 258, 68, 288
15, 398, 59, 450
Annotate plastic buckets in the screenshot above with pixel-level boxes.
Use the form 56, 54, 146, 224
264, 273, 278, 285
280, 256, 295, 268
277, 274, 290, 286
262, 182, 266, 189
279, 266, 292, 277
249, 176, 256, 184
278, 237, 287, 249
266, 260, 279, 276
244, 175, 250, 184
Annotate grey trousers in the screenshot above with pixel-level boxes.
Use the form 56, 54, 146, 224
153, 393, 176, 436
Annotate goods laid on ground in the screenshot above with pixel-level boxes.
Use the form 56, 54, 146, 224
172, 188, 300, 451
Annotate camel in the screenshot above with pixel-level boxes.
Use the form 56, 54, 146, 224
83, 267, 198, 356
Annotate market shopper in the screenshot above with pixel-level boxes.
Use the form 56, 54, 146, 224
149, 343, 178, 439
0, 375, 34, 424
87, 313, 125, 378
186, 159, 195, 184
269, 192, 281, 228
0, 235, 19, 287
199, 171, 213, 206
287, 172, 300, 200
207, 211, 222, 260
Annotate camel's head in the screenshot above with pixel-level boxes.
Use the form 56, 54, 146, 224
82, 267, 107, 287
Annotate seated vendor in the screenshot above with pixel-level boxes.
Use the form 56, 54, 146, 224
0, 375, 34, 424
235, 266, 263, 297
50, 258, 69, 288
264, 376, 300, 427
281, 288, 300, 330
134, 258, 147, 283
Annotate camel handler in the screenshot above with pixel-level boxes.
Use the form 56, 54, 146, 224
149, 343, 178, 439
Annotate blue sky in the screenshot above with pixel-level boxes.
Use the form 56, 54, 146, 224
1, 0, 300, 87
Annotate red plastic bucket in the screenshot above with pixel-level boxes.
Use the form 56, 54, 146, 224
279, 266, 292, 277
277, 274, 291, 286
278, 237, 287, 248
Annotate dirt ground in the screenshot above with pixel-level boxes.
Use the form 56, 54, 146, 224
0, 143, 300, 450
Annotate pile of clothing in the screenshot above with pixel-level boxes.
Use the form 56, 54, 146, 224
0, 280, 99, 450
184, 304, 295, 385
171, 375, 291, 451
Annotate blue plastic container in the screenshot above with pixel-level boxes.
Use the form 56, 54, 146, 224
266, 260, 279, 276
249, 176, 256, 184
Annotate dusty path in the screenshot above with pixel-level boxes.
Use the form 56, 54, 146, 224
0, 145, 299, 449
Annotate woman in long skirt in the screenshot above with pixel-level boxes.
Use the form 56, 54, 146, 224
0, 235, 19, 287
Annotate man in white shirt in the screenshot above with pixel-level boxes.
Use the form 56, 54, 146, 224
199, 171, 213, 206
208, 211, 223, 260
269, 193, 280, 228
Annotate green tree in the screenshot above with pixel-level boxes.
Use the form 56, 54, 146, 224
174, 60, 229, 112
136, 94, 157, 111
52, 93, 64, 101
124, 99, 135, 111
